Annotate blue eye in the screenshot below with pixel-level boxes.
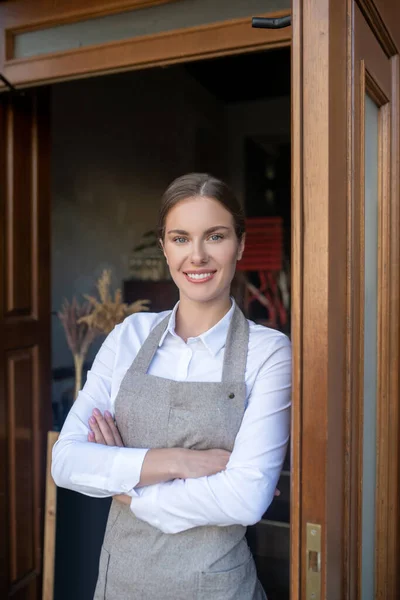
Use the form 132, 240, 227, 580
173, 237, 187, 244
209, 234, 224, 241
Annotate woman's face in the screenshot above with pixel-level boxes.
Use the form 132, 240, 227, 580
161, 196, 244, 305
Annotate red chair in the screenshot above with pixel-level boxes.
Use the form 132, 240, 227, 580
236, 217, 287, 329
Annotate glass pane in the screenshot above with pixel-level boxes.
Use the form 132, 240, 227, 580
361, 93, 379, 599
13, 0, 290, 59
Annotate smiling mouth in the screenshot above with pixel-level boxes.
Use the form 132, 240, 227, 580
183, 271, 216, 282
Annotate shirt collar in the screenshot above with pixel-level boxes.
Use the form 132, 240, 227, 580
158, 299, 236, 357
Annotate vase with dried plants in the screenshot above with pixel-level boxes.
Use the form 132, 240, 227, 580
58, 269, 150, 401
58, 298, 99, 401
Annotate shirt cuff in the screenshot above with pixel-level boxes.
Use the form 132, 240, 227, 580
109, 447, 149, 496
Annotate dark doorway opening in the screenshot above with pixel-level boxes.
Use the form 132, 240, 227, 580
51, 46, 291, 600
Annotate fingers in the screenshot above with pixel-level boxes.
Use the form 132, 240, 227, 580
113, 494, 131, 506
104, 411, 124, 447
88, 408, 124, 447
90, 409, 115, 445
88, 414, 107, 445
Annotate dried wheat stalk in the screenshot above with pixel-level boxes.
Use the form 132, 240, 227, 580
78, 269, 150, 335
58, 297, 99, 399
59, 270, 150, 400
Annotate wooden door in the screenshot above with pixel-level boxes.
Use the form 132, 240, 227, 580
0, 89, 51, 599
291, 0, 400, 598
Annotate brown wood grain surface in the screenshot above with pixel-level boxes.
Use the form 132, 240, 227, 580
388, 51, 400, 600
0, 0, 178, 29
0, 12, 291, 89
293, 0, 348, 598
292, 1, 400, 597
42, 432, 59, 600
290, 0, 302, 598
0, 89, 51, 600
350, 4, 399, 598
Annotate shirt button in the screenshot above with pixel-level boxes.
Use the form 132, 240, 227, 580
229, 393, 235, 399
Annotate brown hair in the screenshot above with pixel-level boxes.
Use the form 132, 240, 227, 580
158, 173, 245, 241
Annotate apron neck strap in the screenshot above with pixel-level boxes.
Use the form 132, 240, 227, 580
129, 314, 171, 376
221, 304, 249, 383
130, 303, 249, 382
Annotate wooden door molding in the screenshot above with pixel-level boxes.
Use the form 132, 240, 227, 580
0, 4, 291, 89
388, 52, 400, 600
356, 0, 398, 55
0, 0, 180, 72
347, 3, 400, 598
289, 0, 302, 598
1, 0, 178, 31
0, 88, 51, 600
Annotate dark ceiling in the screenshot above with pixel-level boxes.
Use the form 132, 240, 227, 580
184, 47, 290, 104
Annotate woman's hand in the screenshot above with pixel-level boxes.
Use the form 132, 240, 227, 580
176, 448, 231, 479
175, 449, 280, 496
88, 409, 129, 505
112, 494, 131, 506
88, 408, 124, 447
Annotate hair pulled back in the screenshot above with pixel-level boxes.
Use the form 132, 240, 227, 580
158, 173, 245, 241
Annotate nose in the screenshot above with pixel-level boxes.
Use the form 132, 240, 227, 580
190, 239, 208, 264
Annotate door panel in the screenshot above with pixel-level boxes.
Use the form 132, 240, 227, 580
350, 5, 396, 598
0, 90, 51, 599
291, 0, 400, 598
5, 97, 35, 316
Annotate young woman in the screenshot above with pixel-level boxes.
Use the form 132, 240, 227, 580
52, 173, 292, 599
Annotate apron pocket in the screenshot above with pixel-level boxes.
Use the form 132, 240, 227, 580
198, 554, 258, 600
94, 546, 110, 600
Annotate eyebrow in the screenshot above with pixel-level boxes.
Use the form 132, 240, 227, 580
167, 226, 231, 235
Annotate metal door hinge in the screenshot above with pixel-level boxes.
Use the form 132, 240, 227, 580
306, 523, 322, 600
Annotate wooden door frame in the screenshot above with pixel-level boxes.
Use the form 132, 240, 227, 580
291, 0, 349, 597
293, 0, 400, 598
0, 1, 291, 89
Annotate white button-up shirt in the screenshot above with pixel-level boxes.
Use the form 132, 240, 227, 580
52, 300, 291, 534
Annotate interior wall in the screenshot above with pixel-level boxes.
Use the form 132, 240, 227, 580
51, 66, 222, 410
51, 63, 290, 414
224, 95, 291, 203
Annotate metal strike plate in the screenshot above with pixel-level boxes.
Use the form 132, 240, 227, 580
306, 523, 321, 600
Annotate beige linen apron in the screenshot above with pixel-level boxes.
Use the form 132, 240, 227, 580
94, 305, 267, 599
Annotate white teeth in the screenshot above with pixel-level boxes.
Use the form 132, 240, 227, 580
186, 272, 213, 280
